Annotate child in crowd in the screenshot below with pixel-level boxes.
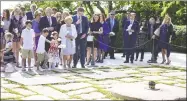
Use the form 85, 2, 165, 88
1, 32, 15, 65
20, 20, 35, 71
48, 31, 60, 70
36, 28, 51, 71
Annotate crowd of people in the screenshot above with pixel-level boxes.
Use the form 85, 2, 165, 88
0, 4, 175, 72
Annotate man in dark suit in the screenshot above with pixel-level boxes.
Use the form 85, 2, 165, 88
121, 11, 130, 57
39, 7, 57, 52
72, 7, 89, 68
123, 12, 139, 63
106, 11, 119, 59
26, 4, 37, 20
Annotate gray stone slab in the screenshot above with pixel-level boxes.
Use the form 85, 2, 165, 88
1, 87, 7, 93
161, 72, 186, 77
6, 75, 72, 85
28, 86, 69, 99
175, 84, 186, 88
120, 78, 139, 83
122, 69, 140, 74
138, 68, 166, 72
80, 71, 128, 79
142, 76, 169, 81
109, 83, 186, 100
12, 88, 36, 96
52, 83, 91, 91
52, 69, 70, 73
2, 84, 20, 88
1, 71, 32, 78
92, 80, 122, 85
67, 87, 97, 95
79, 92, 105, 100
1, 92, 22, 99
22, 95, 53, 100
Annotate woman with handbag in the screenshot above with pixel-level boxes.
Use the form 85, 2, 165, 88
86, 14, 103, 65
159, 14, 173, 65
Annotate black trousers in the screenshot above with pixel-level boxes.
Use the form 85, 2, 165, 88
73, 35, 87, 67
150, 39, 159, 61
126, 49, 135, 62
135, 49, 144, 60
109, 36, 116, 58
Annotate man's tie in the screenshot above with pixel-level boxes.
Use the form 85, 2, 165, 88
110, 18, 114, 31
79, 16, 82, 34
48, 17, 52, 26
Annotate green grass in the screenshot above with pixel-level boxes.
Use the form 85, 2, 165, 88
69, 95, 82, 99
47, 84, 68, 93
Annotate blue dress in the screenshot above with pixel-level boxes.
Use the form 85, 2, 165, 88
98, 22, 110, 52
159, 24, 173, 49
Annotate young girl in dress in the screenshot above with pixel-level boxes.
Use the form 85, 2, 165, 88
48, 31, 60, 70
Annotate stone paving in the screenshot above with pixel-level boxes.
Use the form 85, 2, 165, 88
1, 53, 186, 100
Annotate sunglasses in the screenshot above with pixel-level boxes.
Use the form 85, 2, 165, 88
110, 14, 115, 15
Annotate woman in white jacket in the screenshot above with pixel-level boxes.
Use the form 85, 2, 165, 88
59, 16, 77, 69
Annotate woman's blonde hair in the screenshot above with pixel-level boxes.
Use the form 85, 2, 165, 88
62, 11, 70, 19
34, 10, 42, 18
162, 14, 173, 25
64, 16, 73, 23
4, 32, 13, 41
14, 7, 21, 15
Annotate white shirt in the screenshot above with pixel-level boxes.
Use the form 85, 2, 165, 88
5, 41, 12, 49
36, 35, 46, 54
21, 28, 35, 50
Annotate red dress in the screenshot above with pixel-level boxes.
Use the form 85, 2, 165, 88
48, 40, 60, 63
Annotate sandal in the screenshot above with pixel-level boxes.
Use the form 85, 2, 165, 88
166, 60, 171, 65
161, 59, 166, 64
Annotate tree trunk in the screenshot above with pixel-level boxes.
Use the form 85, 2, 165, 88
86, 1, 94, 16
96, 1, 106, 16
108, 1, 113, 13
83, 1, 92, 16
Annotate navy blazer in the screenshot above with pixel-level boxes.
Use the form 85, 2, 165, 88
26, 11, 34, 20
39, 16, 57, 39
72, 15, 89, 35
122, 16, 129, 29
123, 20, 139, 48
106, 18, 119, 35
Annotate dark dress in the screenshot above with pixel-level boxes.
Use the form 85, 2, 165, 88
159, 24, 173, 49
87, 22, 102, 48
98, 22, 110, 52
9, 16, 23, 42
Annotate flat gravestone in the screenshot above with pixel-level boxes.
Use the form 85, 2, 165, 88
79, 92, 106, 100
13, 88, 36, 96
80, 71, 128, 79
138, 68, 166, 72
1, 71, 32, 78
1, 92, 22, 99
22, 95, 53, 100
120, 78, 139, 83
92, 80, 122, 85
67, 87, 97, 96
6, 75, 72, 85
161, 72, 186, 77
109, 83, 186, 100
28, 86, 69, 99
52, 83, 91, 91
142, 76, 169, 81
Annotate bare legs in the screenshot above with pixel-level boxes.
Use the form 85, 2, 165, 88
86, 47, 91, 65
13, 42, 20, 67
63, 55, 73, 69
161, 48, 170, 65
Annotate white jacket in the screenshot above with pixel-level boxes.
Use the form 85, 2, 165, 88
59, 24, 77, 48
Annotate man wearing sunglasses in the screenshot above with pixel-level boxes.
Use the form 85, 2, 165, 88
105, 11, 119, 59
